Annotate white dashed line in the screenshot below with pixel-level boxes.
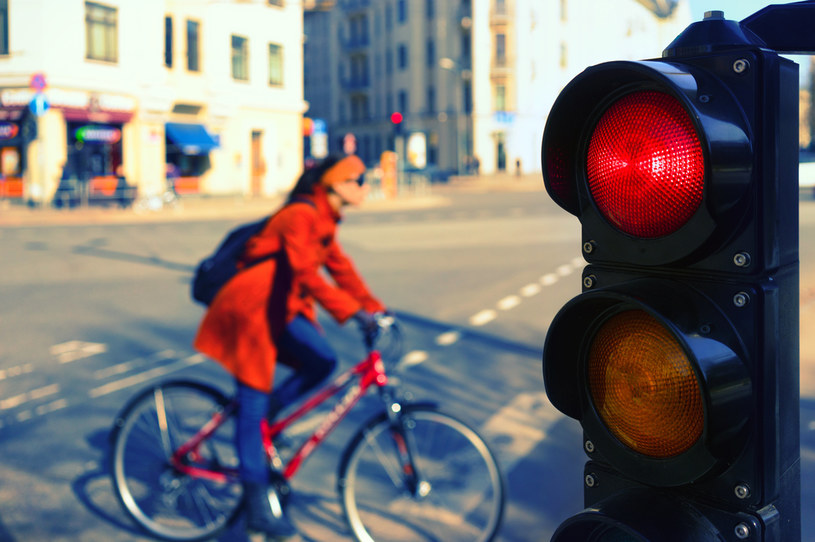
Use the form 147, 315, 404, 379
497, 295, 521, 311
435, 331, 461, 346
556, 264, 574, 276
469, 309, 497, 326
540, 273, 559, 286
0, 383, 60, 410
520, 283, 541, 297
50, 340, 108, 364
35, 398, 68, 416
0, 363, 34, 381
88, 354, 205, 398
399, 350, 429, 370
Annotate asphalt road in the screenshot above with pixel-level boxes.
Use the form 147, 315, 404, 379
0, 185, 813, 541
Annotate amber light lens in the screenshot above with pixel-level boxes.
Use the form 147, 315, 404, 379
587, 310, 703, 458
586, 90, 705, 239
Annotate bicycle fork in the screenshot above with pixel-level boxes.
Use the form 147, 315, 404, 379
380, 390, 431, 500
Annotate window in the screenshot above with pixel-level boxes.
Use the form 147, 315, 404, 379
164, 16, 173, 67
231, 35, 249, 81
427, 86, 435, 114
426, 0, 434, 19
426, 39, 434, 68
398, 43, 408, 70
268, 0, 284, 5
187, 20, 200, 72
495, 84, 506, 111
398, 0, 407, 23
269, 43, 283, 86
0, 0, 9, 56
85, 2, 118, 63
495, 33, 506, 66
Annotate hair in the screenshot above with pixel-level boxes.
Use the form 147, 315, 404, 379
287, 154, 345, 203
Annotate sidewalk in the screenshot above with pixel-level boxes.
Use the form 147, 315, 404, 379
0, 173, 545, 227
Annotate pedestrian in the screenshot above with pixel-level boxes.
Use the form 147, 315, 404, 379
193, 154, 387, 539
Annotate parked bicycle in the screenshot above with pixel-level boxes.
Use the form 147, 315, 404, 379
109, 316, 505, 541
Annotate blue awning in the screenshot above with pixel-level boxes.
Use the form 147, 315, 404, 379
165, 122, 219, 155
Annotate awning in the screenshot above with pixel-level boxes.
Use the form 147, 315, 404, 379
165, 122, 219, 155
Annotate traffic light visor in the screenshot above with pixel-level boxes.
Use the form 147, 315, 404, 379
587, 91, 705, 239
587, 310, 703, 458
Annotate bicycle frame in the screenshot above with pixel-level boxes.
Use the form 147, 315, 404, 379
170, 349, 390, 483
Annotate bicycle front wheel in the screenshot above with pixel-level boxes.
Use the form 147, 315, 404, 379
110, 380, 242, 542
338, 405, 505, 542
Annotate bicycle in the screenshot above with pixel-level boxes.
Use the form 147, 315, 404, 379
109, 316, 505, 542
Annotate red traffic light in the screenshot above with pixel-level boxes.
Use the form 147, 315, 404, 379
541, 61, 754, 268
390, 112, 403, 124
586, 90, 705, 239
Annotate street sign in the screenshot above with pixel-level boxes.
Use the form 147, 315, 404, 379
29, 93, 49, 117
29, 72, 47, 92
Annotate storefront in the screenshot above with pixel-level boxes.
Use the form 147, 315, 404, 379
0, 119, 24, 199
165, 122, 219, 194
51, 91, 137, 206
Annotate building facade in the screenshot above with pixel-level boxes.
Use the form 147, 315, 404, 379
0, 0, 306, 205
304, 0, 691, 176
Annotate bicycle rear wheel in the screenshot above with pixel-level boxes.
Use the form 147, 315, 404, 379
110, 380, 242, 542
338, 405, 505, 542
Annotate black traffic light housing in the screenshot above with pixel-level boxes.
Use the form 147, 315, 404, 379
540, 6, 810, 541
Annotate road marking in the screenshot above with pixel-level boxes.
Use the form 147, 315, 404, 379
481, 391, 563, 473
399, 350, 428, 370
540, 273, 559, 286
497, 295, 521, 311
93, 349, 177, 380
50, 340, 107, 364
0, 383, 61, 410
556, 264, 574, 276
435, 330, 461, 346
469, 309, 497, 326
520, 283, 541, 297
0, 363, 34, 381
88, 354, 205, 398
35, 398, 68, 415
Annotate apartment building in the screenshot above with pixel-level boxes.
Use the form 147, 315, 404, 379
304, 0, 691, 176
0, 0, 305, 204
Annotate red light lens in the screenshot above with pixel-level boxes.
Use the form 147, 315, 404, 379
586, 90, 704, 239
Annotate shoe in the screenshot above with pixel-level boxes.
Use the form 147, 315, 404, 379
243, 481, 297, 539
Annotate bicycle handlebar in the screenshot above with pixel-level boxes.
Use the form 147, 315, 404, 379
363, 313, 402, 361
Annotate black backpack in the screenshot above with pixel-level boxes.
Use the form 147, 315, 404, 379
191, 218, 271, 306
191, 199, 315, 306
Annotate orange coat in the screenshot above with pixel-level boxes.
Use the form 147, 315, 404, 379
193, 187, 385, 391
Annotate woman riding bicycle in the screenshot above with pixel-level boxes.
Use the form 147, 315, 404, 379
194, 154, 386, 538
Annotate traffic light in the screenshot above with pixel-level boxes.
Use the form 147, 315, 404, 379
390, 111, 404, 135
541, 9, 803, 542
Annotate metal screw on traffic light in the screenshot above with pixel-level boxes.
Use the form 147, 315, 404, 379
540, 5, 809, 541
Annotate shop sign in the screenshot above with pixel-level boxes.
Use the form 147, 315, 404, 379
75, 125, 122, 144
0, 122, 19, 140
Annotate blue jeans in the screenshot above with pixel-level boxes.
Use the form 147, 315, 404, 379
236, 316, 337, 483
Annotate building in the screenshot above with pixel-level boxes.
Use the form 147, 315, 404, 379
303, 0, 691, 176
0, 0, 306, 205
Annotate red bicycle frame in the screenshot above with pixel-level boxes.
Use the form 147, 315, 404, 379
171, 350, 389, 483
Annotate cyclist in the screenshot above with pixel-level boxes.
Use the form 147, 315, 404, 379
194, 154, 386, 538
